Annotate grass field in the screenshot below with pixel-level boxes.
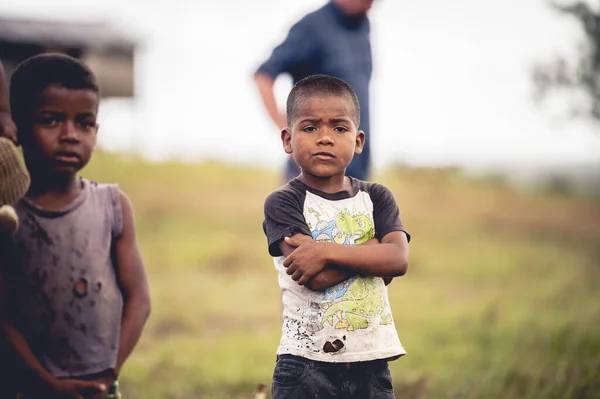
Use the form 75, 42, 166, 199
83, 151, 600, 399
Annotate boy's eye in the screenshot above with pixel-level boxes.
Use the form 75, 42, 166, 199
36, 116, 59, 126
80, 120, 96, 129
334, 126, 348, 133
303, 126, 317, 132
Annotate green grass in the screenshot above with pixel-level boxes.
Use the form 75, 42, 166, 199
81, 150, 600, 398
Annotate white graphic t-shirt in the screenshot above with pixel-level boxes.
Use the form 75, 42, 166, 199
263, 177, 410, 363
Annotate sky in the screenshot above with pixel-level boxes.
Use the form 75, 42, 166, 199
1, 0, 599, 172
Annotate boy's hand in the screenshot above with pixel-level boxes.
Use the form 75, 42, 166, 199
87, 371, 117, 399
50, 379, 106, 399
283, 236, 328, 285
0, 112, 17, 145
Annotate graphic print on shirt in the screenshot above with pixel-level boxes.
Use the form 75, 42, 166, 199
302, 202, 393, 336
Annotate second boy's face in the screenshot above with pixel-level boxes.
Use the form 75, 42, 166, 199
283, 95, 365, 180
21, 85, 99, 175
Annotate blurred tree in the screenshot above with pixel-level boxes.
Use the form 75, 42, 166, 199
532, 1, 600, 120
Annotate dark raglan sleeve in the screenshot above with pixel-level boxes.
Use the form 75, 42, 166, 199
262, 187, 312, 257
370, 183, 411, 243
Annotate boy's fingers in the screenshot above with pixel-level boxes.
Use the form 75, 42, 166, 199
283, 254, 294, 267
285, 263, 296, 275
0, 120, 18, 145
1, 131, 17, 145
76, 381, 106, 392
2, 129, 16, 141
291, 270, 302, 282
284, 236, 300, 247
298, 271, 313, 285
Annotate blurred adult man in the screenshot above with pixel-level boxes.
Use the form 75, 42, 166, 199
254, 0, 375, 182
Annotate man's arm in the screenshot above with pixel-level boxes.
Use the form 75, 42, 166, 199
283, 231, 409, 285
253, 21, 316, 132
113, 191, 151, 376
0, 63, 17, 143
253, 72, 287, 131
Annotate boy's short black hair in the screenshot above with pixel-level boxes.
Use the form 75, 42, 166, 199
10, 53, 99, 126
286, 74, 360, 127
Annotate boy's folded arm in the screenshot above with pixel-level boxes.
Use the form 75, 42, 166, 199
304, 237, 382, 291
278, 233, 314, 257
323, 231, 409, 278
282, 231, 407, 285
305, 266, 356, 291
113, 191, 151, 376
279, 233, 356, 291
355, 238, 394, 285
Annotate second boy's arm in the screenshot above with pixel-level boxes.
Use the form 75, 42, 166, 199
113, 191, 151, 377
283, 231, 409, 286
0, 258, 58, 392
0, 242, 106, 397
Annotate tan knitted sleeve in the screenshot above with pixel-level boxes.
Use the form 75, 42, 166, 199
0, 137, 30, 205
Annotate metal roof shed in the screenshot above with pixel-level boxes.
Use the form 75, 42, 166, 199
0, 16, 138, 98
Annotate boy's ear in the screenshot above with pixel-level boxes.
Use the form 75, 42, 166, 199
281, 127, 293, 155
354, 130, 365, 155
93, 124, 100, 148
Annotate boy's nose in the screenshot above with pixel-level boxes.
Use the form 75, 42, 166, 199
316, 130, 334, 145
60, 122, 79, 141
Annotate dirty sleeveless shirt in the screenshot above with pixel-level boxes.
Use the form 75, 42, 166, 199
5, 178, 124, 377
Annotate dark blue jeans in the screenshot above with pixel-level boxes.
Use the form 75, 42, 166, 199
272, 354, 395, 399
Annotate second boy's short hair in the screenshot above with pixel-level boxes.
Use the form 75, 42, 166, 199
286, 74, 360, 127
10, 53, 99, 127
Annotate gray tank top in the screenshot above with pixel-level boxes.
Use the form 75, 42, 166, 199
7, 178, 124, 377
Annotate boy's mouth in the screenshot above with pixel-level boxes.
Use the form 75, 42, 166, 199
54, 151, 80, 164
313, 151, 336, 159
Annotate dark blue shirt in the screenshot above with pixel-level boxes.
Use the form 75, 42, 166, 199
257, 1, 373, 180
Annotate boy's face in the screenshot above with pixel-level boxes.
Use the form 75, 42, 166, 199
21, 85, 99, 175
282, 94, 364, 180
